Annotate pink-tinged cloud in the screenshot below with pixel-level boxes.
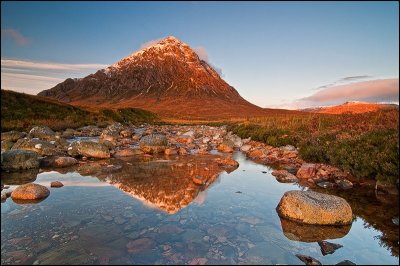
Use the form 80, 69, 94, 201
301, 78, 399, 105
193, 47, 209, 62
193, 47, 224, 77
1, 28, 30, 46
139, 38, 163, 50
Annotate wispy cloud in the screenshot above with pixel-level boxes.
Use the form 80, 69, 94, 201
193, 47, 209, 62
1, 59, 108, 71
139, 38, 163, 50
294, 78, 399, 108
1, 28, 30, 46
1, 59, 109, 95
313, 75, 372, 90
193, 47, 224, 77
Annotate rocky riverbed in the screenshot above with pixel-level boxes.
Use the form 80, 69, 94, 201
1, 123, 399, 265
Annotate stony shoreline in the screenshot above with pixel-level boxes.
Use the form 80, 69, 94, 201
2, 123, 396, 195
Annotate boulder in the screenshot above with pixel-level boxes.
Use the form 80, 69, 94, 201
28, 126, 55, 140
12, 138, 61, 156
1, 140, 15, 153
164, 148, 178, 155
50, 181, 64, 188
217, 140, 234, 153
272, 170, 298, 183
336, 179, 353, 190
297, 163, 318, 179
178, 147, 188, 155
11, 183, 50, 200
139, 134, 168, 154
120, 129, 133, 138
68, 140, 110, 159
224, 133, 242, 147
1, 149, 39, 171
276, 190, 353, 225
39, 156, 78, 168
62, 128, 77, 138
280, 145, 297, 151
216, 157, 239, 167
240, 144, 252, 152
1, 131, 26, 142
318, 241, 343, 256
247, 148, 266, 159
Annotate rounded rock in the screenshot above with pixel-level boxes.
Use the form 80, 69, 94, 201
11, 183, 50, 200
1, 149, 39, 171
276, 190, 352, 225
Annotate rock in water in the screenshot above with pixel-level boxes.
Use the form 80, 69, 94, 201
297, 163, 318, 179
276, 190, 352, 225
1, 149, 39, 171
139, 134, 168, 154
1, 131, 26, 142
216, 157, 239, 167
50, 181, 64, 188
295, 254, 322, 265
40, 156, 78, 167
272, 170, 298, 183
1, 140, 15, 153
29, 126, 55, 140
318, 241, 343, 255
68, 140, 110, 158
217, 140, 234, 153
12, 138, 60, 156
11, 183, 49, 200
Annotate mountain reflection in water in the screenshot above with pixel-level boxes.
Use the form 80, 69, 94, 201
96, 154, 230, 214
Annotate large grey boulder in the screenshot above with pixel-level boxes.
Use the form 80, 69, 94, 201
12, 138, 62, 156
1, 149, 39, 171
68, 140, 110, 159
1, 131, 26, 142
29, 126, 55, 140
139, 134, 168, 154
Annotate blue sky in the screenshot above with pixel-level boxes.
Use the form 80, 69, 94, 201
1, 1, 398, 108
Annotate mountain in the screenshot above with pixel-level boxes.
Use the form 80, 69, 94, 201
38, 36, 269, 119
301, 101, 399, 114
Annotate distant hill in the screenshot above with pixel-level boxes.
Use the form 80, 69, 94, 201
301, 101, 399, 114
1, 90, 157, 132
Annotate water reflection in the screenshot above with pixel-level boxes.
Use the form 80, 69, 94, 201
1, 152, 398, 265
92, 154, 228, 214
312, 186, 399, 257
279, 217, 351, 242
1, 169, 38, 185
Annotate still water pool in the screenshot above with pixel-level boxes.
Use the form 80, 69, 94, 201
1, 152, 398, 265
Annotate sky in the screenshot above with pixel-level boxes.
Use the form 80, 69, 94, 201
1, 1, 399, 108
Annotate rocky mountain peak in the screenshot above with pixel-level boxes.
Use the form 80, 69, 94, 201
38, 36, 267, 119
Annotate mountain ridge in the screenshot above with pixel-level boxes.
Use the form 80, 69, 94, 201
38, 36, 274, 119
